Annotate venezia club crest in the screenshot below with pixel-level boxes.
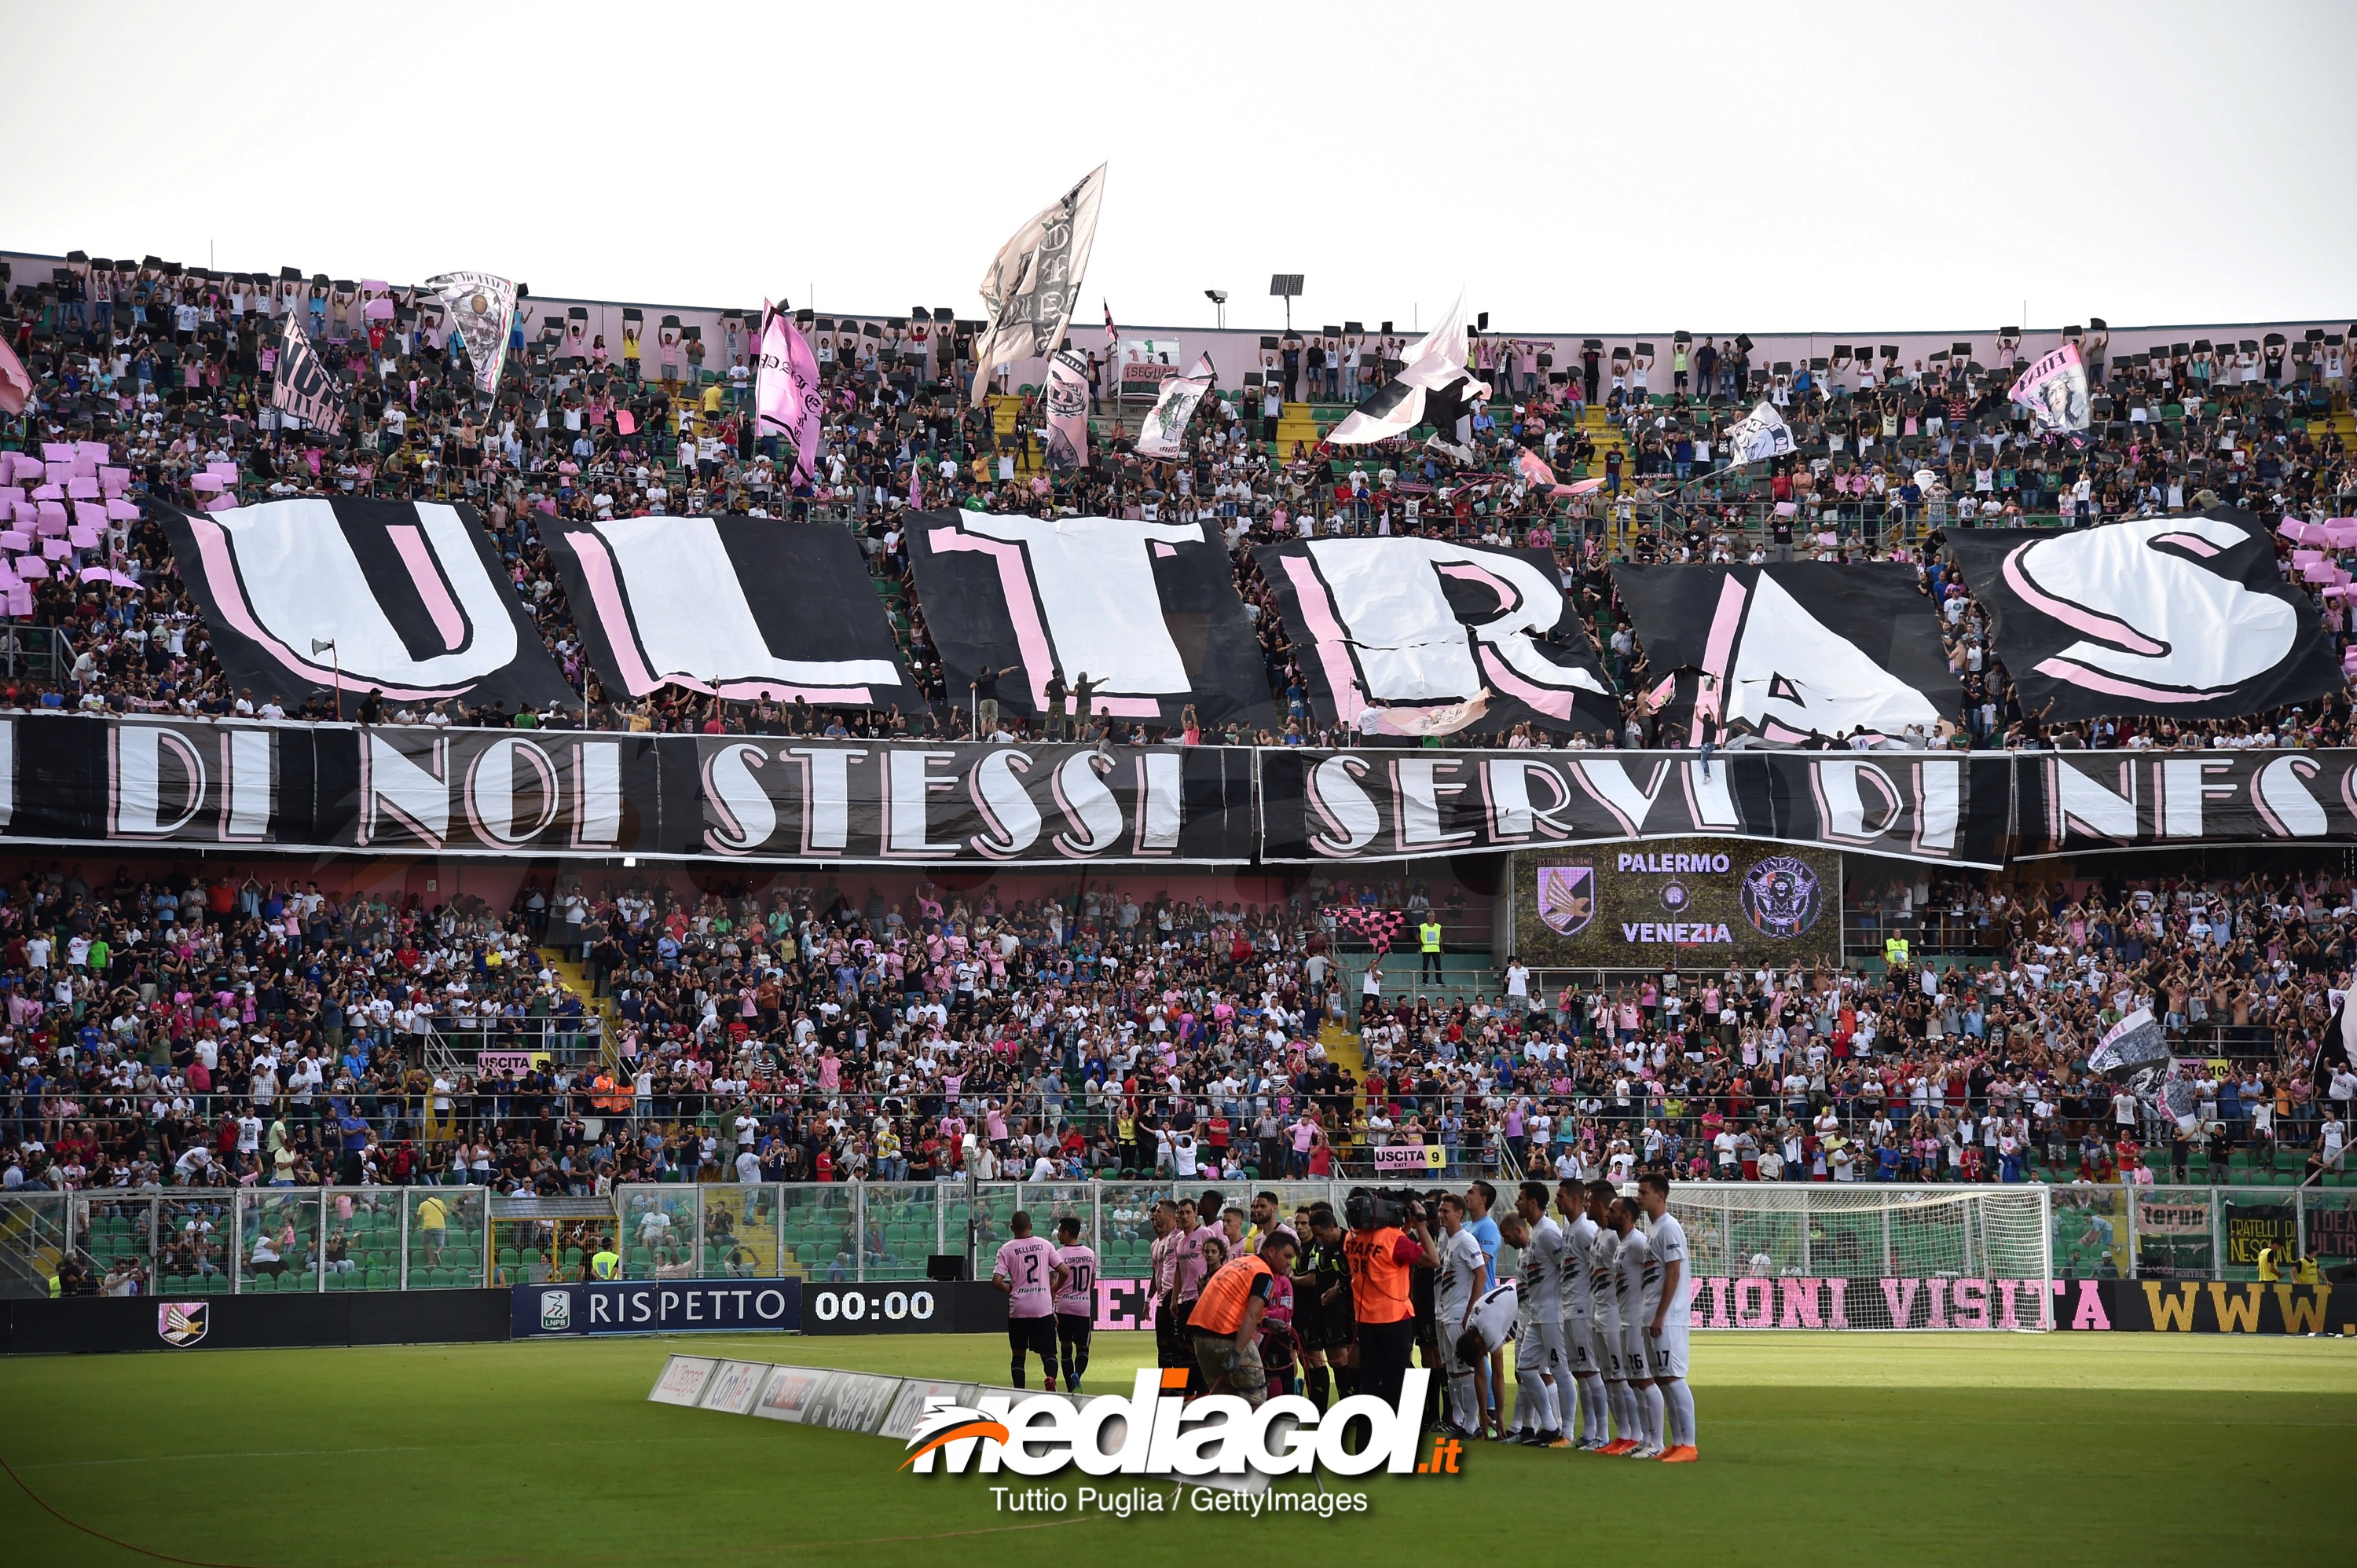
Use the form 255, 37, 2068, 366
1740, 856, 1824, 939
158, 1301, 208, 1347
1535, 866, 1595, 936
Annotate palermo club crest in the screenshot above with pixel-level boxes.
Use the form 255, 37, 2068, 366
1536, 866, 1595, 936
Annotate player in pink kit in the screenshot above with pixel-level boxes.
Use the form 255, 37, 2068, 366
992, 1211, 1061, 1389
1050, 1214, 1099, 1393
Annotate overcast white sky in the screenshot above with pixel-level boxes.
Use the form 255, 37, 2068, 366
4, 1, 2352, 334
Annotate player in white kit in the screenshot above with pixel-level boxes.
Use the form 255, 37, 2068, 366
1556, 1178, 1608, 1449
1608, 1195, 1663, 1458
1507, 1181, 1570, 1445
1433, 1193, 1492, 1438
1455, 1276, 1521, 1387
1638, 1173, 1699, 1461
1584, 1180, 1638, 1453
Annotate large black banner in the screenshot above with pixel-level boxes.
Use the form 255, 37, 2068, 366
152, 497, 575, 714
1945, 509, 2344, 720
542, 515, 922, 713
1255, 538, 1618, 738
0, 718, 1252, 866
4, 716, 316, 844
904, 509, 1276, 730
1611, 563, 1959, 744
312, 727, 665, 855
2016, 748, 2357, 855
1256, 748, 2013, 866
14, 716, 2357, 866
658, 739, 1256, 863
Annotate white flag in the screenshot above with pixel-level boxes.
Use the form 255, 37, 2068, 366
1134, 354, 1215, 460
970, 164, 1108, 406
425, 270, 518, 395
1722, 401, 1795, 466
1327, 291, 1488, 448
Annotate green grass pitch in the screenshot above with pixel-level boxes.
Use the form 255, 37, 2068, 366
2, 1330, 2348, 1566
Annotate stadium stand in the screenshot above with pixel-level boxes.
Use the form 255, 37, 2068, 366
2, 251, 2354, 1305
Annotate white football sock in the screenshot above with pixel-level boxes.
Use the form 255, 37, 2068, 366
1578, 1374, 1607, 1442
1663, 1378, 1696, 1446
1640, 1383, 1665, 1448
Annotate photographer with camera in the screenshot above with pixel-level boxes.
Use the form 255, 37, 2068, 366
1342, 1186, 1438, 1409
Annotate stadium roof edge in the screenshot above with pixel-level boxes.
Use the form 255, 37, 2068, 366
5, 246, 2349, 341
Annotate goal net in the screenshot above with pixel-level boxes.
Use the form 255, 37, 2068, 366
1662, 1183, 2055, 1331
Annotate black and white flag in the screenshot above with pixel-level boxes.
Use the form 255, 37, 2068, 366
270, 312, 345, 434
1256, 538, 1617, 738
1721, 401, 1795, 466
1326, 293, 1488, 451
152, 496, 574, 713
1945, 508, 2344, 720
1612, 564, 1959, 743
544, 515, 920, 710
970, 164, 1107, 405
425, 271, 518, 394
1135, 353, 1215, 459
2311, 994, 2357, 1109
905, 510, 1276, 730
2088, 1006, 2170, 1079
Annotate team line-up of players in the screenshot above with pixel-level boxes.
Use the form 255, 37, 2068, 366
987, 1176, 1700, 1462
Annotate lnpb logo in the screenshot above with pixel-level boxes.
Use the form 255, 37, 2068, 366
539, 1291, 572, 1332
157, 1301, 208, 1347
1535, 865, 1594, 936
900, 1367, 1447, 1480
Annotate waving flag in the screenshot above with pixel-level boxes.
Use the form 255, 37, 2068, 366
1135, 354, 1215, 459
270, 312, 346, 434
1723, 401, 1795, 466
1045, 348, 1091, 471
1104, 301, 1118, 353
0, 332, 33, 416
755, 300, 826, 484
424, 270, 518, 395
1326, 292, 1488, 450
969, 164, 1108, 405
2009, 341, 2092, 444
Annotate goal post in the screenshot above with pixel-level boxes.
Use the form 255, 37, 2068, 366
1662, 1182, 2056, 1331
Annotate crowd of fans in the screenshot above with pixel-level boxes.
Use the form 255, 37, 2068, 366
4, 255, 2355, 752
5, 847, 2352, 1282
4, 254, 2355, 1296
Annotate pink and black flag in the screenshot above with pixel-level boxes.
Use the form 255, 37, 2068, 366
755, 299, 826, 485
1045, 349, 1091, 471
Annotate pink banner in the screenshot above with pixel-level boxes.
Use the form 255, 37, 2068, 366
755, 301, 825, 485
2007, 340, 2091, 440
0, 333, 31, 416
1044, 349, 1091, 471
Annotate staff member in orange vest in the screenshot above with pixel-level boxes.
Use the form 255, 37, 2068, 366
1343, 1189, 1438, 1409
1191, 1229, 1297, 1407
